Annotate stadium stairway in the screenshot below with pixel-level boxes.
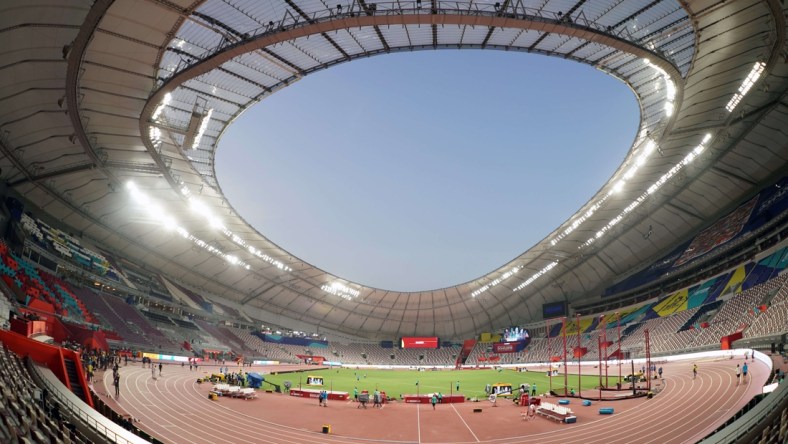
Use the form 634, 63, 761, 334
64, 357, 88, 404
680, 300, 723, 331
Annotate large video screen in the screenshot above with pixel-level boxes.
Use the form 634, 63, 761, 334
401, 337, 439, 349
542, 301, 567, 319
502, 327, 530, 342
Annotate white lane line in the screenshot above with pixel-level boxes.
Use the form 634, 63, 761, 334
451, 403, 480, 442
417, 402, 422, 444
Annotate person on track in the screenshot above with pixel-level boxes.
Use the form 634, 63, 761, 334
692, 363, 698, 380
742, 362, 749, 382
735, 364, 741, 385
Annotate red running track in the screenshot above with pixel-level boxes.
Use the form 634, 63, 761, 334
96, 356, 767, 444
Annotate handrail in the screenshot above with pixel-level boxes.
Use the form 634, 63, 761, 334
700, 379, 788, 443
161, 0, 655, 85
29, 363, 149, 444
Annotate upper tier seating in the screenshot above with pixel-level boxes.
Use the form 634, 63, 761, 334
20, 214, 120, 280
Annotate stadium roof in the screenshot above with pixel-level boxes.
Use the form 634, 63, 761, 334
0, 0, 786, 340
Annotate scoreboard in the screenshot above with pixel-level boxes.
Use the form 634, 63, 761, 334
400, 337, 439, 349
542, 301, 568, 319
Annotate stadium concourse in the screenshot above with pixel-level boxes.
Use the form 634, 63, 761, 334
97, 355, 770, 443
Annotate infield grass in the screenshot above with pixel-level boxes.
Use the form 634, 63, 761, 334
259, 367, 628, 399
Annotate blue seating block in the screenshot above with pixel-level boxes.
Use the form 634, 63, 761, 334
564, 416, 577, 423
558, 399, 570, 405
599, 407, 614, 415
582, 400, 592, 406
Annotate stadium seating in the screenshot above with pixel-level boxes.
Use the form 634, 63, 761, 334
0, 341, 88, 443
75, 288, 176, 351
20, 214, 120, 280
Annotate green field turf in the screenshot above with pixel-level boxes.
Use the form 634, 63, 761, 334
257, 367, 628, 399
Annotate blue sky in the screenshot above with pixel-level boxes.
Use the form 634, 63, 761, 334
215, 49, 639, 292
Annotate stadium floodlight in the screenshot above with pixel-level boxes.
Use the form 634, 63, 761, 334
579, 133, 714, 250
189, 198, 210, 216
725, 61, 766, 112
471, 266, 520, 297
321, 281, 360, 300
147, 203, 164, 217
548, 59, 672, 250
644, 58, 675, 120
191, 108, 212, 149
151, 92, 172, 121
125, 167, 290, 274
148, 126, 162, 148
513, 261, 558, 292
162, 216, 177, 231
664, 102, 674, 117
208, 215, 224, 230
181, 107, 213, 150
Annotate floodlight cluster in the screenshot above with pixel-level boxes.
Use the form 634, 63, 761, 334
183, 192, 293, 272
126, 181, 251, 270
471, 266, 521, 297
320, 281, 360, 301
485, 59, 676, 296
228, 232, 293, 272
512, 261, 558, 292
644, 59, 677, 117
191, 108, 213, 149
580, 133, 713, 248
549, 139, 657, 247
149, 126, 162, 149
725, 61, 766, 112
151, 92, 172, 121
544, 58, 675, 251
181, 186, 292, 271
147, 93, 294, 274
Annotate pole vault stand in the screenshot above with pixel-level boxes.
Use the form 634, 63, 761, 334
625, 342, 644, 392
